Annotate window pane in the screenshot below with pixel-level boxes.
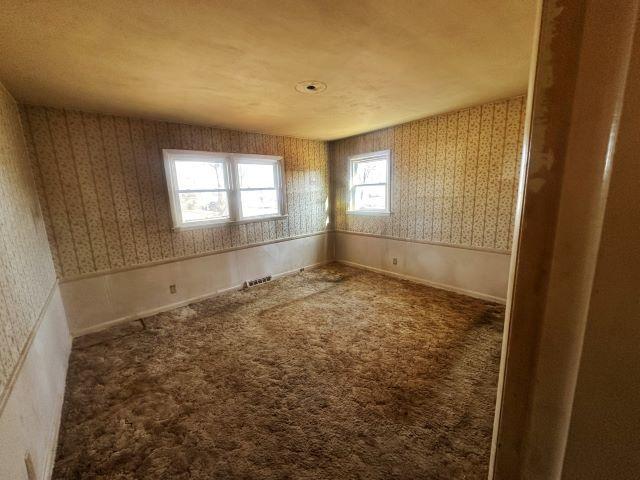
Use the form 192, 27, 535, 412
238, 162, 276, 189
178, 191, 229, 222
352, 159, 387, 185
240, 189, 279, 217
353, 185, 386, 211
175, 160, 226, 190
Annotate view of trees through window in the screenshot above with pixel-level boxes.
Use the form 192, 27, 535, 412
349, 153, 389, 212
165, 152, 284, 227
175, 160, 229, 222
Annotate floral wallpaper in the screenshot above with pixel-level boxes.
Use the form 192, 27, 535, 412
0, 91, 524, 404
330, 95, 526, 252
0, 85, 56, 404
21, 106, 330, 280
18, 94, 523, 289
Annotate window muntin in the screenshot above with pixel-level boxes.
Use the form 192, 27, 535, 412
348, 150, 391, 214
163, 150, 284, 229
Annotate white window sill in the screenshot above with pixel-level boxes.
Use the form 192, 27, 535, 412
173, 214, 288, 231
346, 210, 392, 216
234, 214, 288, 225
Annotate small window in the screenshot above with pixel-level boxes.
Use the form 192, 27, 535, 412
236, 157, 282, 219
348, 150, 391, 215
164, 150, 285, 229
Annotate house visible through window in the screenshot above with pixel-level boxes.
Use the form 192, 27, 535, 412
348, 150, 391, 214
163, 150, 285, 228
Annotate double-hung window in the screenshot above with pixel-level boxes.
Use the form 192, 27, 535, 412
236, 156, 282, 219
347, 150, 391, 215
163, 150, 285, 229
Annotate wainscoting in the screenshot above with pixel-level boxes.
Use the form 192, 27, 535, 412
334, 231, 510, 303
61, 229, 510, 337
0, 285, 71, 480
61, 232, 333, 336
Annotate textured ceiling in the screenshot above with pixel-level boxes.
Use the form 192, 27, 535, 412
0, 0, 536, 140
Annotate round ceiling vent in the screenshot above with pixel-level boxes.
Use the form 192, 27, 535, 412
295, 81, 327, 94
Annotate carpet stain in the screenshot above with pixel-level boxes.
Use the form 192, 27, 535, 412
54, 264, 504, 479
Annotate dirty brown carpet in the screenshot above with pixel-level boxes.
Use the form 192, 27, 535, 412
54, 264, 504, 479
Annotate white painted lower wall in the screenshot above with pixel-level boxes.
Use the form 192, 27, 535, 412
61, 229, 508, 337
62, 232, 334, 336
0, 284, 71, 480
335, 231, 511, 303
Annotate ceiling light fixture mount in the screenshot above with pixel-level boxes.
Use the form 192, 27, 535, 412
295, 81, 327, 94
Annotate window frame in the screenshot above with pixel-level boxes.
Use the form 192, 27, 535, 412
232, 154, 285, 221
347, 149, 392, 215
163, 149, 286, 229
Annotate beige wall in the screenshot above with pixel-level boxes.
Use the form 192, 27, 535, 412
329, 96, 525, 301
0, 83, 69, 480
42, 96, 526, 337
335, 232, 510, 302
330, 95, 526, 252
21, 105, 330, 281
0, 85, 57, 406
0, 287, 70, 480
62, 232, 333, 336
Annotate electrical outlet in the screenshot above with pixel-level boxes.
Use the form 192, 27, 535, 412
392, 257, 398, 265
169, 284, 177, 294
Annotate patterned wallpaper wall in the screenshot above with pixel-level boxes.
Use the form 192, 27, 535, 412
21, 106, 330, 280
330, 95, 526, 252
19, 95, 522, 287
0, 86, 56, 402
